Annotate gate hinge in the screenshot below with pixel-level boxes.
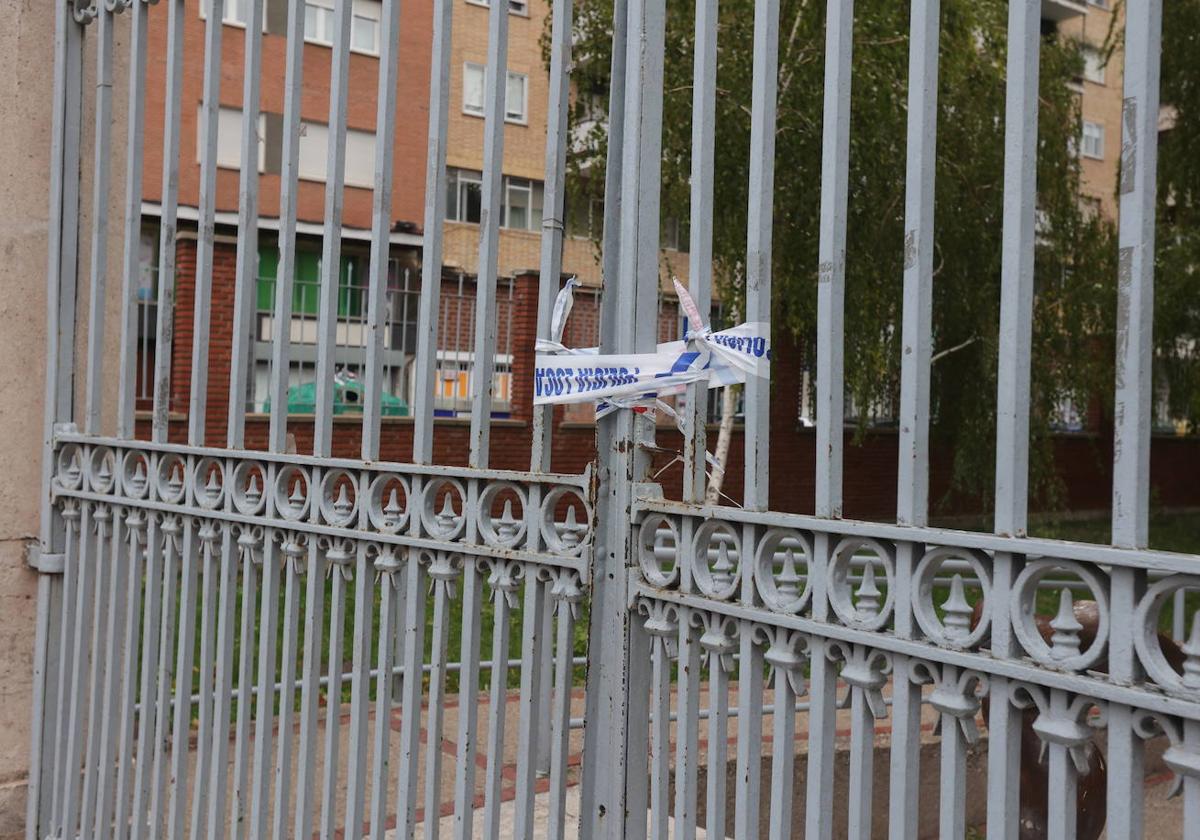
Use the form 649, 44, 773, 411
27, 544, 66, 575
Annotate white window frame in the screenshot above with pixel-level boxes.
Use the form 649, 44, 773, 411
462, 63, 529, 125
462, 63, 486, 117
505, 71, 528, 124
446, 168, 543, 230
464, 0, 529, 18
296, 120, 378, 188
200, 106, 267, 173
447, 168, 484, 224
1081, 120, 1105, 160
1082, 46, 1106, 85
199, 0, 258, 28
304, 0, 382, 57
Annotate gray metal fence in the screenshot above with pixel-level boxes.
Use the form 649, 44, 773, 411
27, 0, 1198, 840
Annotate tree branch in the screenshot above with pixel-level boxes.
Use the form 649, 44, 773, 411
931, 335, 980, 364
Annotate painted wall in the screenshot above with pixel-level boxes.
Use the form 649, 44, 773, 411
0, 2, 128, 835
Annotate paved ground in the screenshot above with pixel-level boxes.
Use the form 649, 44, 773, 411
153, 679, 1182, 839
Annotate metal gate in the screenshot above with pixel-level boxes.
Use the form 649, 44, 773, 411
25, 0, 1200, 839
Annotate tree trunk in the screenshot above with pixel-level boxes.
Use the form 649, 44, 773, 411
705, 382, 738, 506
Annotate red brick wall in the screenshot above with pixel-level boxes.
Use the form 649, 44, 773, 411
142, 1, 432, 231
153, 252, 1200, 520
169, 238, 240, 443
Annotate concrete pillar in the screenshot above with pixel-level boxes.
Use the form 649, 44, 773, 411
0, 2, 128, 836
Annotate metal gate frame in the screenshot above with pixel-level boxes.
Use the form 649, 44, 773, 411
26, 0, 1200, 840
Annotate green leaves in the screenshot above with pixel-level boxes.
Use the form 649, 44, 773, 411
563, 0, 1128, 510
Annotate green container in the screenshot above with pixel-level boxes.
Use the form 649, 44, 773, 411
264, 380, 408, 417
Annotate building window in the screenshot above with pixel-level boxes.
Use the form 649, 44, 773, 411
462, 63, 529, 124
465, 0, 528, 16
1081, 120, 1105, 160
447, 168, 484, 223
503, 176, 543, 229
200, 0, 251, 26
201, 107, 267, 172
1086, 0, 1109, 7
446, 168, 543, 230
295, 121, 377, 187
1083, 47, 1106, 85
304, 0, 381, 56
506, 72, 528, 123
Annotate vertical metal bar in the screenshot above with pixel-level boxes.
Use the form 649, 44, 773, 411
205, 526, 241, 840
994, 0, 1040, 539
368, 559, 401, 840
117, 0, 151, 438
846, 686, 876, 840
937, 681, 968, 839
267, 0, 307, 453
341, 545, 373, 840
513, 577, 549, 840
577, 0, 629, 829
30, 567, 62, 840
83, 2, 115, 435
580, 0, 662, 833
188, 0, 226, 445
293, 540, 329, 840
94, 509, 132, 840
814, 0, 853, 519
80, 505, 114, 839
481, 573, 515, 840
451, 558, 484, 840
412, 0, 454, 464
152, 0, 187, 442
147, 516, 181, 840
394, 550, 428, 839
61, 504, 95, 839
886, 649, 922, 840
546, 594, 577, 840
732, 633, 763, 839
532, 0, 574, 472
766, 676, 797, 840
421, 566, 454, 840
988, 6, 1040, 839
271, 539, 305, 840
890, 5, 938, 834
649, 637, 671, 840
1111, 0, 1162, 552
49, 506, 81, 836
805, 535, 837, 840
189, 526, 222, 840
742, 0, 779, 511
1045, 701, 1078, 838
1185, 720, 1200, 840
229, 532, 260, 840
624, 617, 651, 840
312, 0, 354, 456
167, 522, 202, 840
986, 556, 1023, 840
248, 535, 281, 840
681, 0, 717, 502
896, 0, 938, 530
32, 0, 85, 827
468, 0, 511, 467
361, 0, 403, 460
673, 616, 700, 840
705, 645, 731, 839
1107, 9, 1162, 836
228, 0, 267, 449
129, 514, 164, 840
